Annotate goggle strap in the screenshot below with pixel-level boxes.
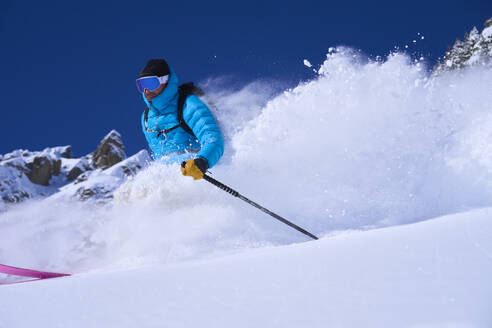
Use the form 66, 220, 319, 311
158, 75, 169, 84
136, 75, 169, 83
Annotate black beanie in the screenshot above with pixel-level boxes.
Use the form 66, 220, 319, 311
138, 59, 170, 78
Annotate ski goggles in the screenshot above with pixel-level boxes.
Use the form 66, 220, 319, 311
136, 75, 169, 93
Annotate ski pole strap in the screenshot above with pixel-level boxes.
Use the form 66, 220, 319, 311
0, 263, 70, 281
202, 175, 319, 240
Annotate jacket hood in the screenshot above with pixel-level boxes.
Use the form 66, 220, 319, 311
142, 66, 179, 112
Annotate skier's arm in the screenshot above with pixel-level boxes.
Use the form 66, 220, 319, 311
182, 95, 224, 168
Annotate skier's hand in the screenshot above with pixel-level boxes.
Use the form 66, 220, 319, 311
181, 158, 209, 180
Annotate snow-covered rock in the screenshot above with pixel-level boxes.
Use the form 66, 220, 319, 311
92, 130, 126, 169
52, 150, 151, 204
0, 131, 148, 210
0, 146, 73, 205
433, 17, 492, 74
67, 155, 93, 181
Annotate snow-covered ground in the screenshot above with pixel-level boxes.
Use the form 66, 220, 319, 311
1, 48, 491, 327
1, 207, 491, 328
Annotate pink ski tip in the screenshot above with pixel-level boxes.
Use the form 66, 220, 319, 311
0, 263, 71, 280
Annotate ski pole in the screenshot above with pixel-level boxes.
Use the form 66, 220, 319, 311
202, 174, 319, 240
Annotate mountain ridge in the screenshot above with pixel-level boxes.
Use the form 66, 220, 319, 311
0, 130, 149, 211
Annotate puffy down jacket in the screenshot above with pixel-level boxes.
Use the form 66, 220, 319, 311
141, 67, 224, 168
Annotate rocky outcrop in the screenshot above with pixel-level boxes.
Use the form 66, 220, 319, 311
0, 170, 31, 204
0, 164, 36, 205
27, 156, 52, 186
64, 130, 127, 181
61, 150, 151, 204
67, 156, 92, 181
1, 131, 149, 209
0, 146, 72, 190
59, 147, 72, 159
75, 185, 113, 202
92, 130, 126, 169
433, 17, 492, 75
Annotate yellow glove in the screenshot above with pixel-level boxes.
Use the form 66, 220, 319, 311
180, 158, 209, 180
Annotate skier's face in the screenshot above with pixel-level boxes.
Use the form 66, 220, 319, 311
144, 83, 167, 102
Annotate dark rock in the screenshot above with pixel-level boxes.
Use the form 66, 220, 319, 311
60, 146, 73, 159
2, 191, 30, 203
76, 186, 113, 201
73, 172, 90, 185
121, 164, 142, 177
53, 159, 62, 176
485, 18, 492, 29
67, 157, 93, 181
76, 187, 95, 199
93, 130, 126, 169
27, 156, 52, 186
67, 166, 84, 181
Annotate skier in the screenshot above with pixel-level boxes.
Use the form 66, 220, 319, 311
136, 59, 224, 180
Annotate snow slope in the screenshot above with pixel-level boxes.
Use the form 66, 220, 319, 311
1, 207, 491, 328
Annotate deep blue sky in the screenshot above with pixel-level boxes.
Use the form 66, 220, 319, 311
1, 0, 491, 157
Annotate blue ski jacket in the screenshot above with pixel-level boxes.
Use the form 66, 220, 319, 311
141, 67, 224, 168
